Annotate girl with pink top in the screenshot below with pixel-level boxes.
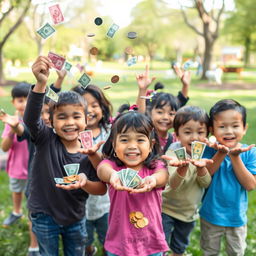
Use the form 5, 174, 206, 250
97, 111, 169, 256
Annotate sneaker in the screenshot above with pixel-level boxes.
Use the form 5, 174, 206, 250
85, 246, 97, 256
3, 212, 23, 226
28, 251, 41, 256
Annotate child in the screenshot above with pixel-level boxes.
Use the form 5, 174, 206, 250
73, 84, 112, 256
24, 56, 107, 256
1, 82, 30, 226
161, 106, 212, 256
97, 111, 169, 256
199, 99, 256, 256
136, 65, 190, 153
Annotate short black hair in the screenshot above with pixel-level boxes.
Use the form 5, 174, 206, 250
49, 91, 87, 125
209, 99, 246, 127
72, 84, 112, 131
147, 92, 179, 114
102, 111, 162, 169
173, 105, 210, 135
11, 82, 31, 99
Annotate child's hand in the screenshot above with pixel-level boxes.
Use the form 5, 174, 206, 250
229, 144, 255, 156
0, 112, 19, 128
32, 56, 53, 86
161, 155, 189, 167
190, 158, 214, 168
56, 69, 67, 79
78, 141, 105, 156
110, 172, 133, 192
130, 176, 157, 193
172, 65, 191, 87
204, 138, 230, 154
56, 173, 87, 190
136, 64, 156, 91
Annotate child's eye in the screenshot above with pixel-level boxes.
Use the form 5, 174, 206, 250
169, 113, 175, 116
120, 139, 127, 142
138, 139, 146, 142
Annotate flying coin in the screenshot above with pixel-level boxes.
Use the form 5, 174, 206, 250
125, 46, 133, 55
111, 75, 120, 83
94, 17, 103, 26
103, 85, 112, 90
127, 32, 137, 39
87, 33, 95, 37
89, 47, 99, 55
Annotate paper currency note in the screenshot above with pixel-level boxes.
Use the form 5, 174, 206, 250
46, 87, 59, 102
192, 141, 206, 160
174, 147, 187, 160
64, 62, 72, 72
37, 22, 56, 39
127, 56, 137, 67
48, 52, 66, 71
49, 3, 64, 25
78, 73, 91, 89
79, 130, 93, 149
106, 23, 119, 38
63, 163, 80, 176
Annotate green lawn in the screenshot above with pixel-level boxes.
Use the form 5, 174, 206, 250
1, 61, 256, 255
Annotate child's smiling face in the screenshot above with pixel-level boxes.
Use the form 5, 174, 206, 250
212, 109, 247, 149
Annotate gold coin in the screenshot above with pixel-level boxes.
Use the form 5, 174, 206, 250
130, 216, 137, 224
135, 211, 143, 219
89, 47, 99, 55
134, 222, 140, 228
136, 218, 147, 228
129, 212, 136, 220
142, 217, 149, 226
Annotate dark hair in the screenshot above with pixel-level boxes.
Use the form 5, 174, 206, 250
117, 103, 138, 114
49, 91, 87, 125
102, 111, 162, 169
11, 82, 31, 99
209, 99, 246, 127
72, 84, 112, 131
173, 106, 210, 135
147, 92, 179, 114
154, 82, 164, 91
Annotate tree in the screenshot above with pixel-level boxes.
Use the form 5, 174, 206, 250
160, 0, 225, 79
0, 0, 31, 84
224, 0, 256, 66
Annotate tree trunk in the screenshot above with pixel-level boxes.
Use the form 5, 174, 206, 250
201, 40, 213, 79
244, 36, 251, 67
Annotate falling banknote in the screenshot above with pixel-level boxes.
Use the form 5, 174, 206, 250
107, 23, 119, 38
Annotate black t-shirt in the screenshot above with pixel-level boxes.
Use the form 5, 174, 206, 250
24, 90, 99, 226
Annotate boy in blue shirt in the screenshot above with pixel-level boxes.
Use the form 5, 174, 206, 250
200, 99, 256, 256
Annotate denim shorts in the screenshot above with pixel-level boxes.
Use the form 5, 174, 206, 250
86, 212, 108, 246
162, 213, 195, 254
9, 177, 27, 192
30, 212, 87, 256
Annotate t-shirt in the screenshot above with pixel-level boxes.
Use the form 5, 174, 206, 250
1, 123, 28, 179
24, 89, 99, 226
200, 145, 256, 227
162, 142, 211, 222
99, 159, 169, 256
86, 126, 111, 220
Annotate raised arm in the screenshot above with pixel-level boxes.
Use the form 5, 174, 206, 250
135, 64, 156, 113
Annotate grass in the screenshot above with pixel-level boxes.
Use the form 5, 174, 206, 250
1, 61, 256, 255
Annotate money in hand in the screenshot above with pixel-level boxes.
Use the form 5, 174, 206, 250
118, 168, 142, 188
174, 147, 187, 160
79, 130, 93, 149
37, 22, 56, 39
191, 141, 206, 160
106, 23, 119, 38
78, 73, 91, 89
48, 52, 66, 71
49, 3, 64, 25
46, 87, 59, 102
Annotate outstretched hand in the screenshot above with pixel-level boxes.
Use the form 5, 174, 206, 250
78, 141, 105, 156
161, 155, 190, 167
229, 144, 255, 156
56, 173, 87, 190
0, 112, 19, 128
190, 158, 213, 168
204, 138, 230, 154
129, 175, 157, 193
136, 64, 156, 90
110, 172, 133, 192
172, 65, 191, 87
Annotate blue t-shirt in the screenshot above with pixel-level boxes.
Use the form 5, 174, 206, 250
200, 145, 256, 227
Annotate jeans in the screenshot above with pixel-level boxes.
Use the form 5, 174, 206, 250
31, 212, 87, 256
86, 213, 108, 246
106, 252, 164, 256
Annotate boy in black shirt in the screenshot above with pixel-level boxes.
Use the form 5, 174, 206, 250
24, 56, 107, 256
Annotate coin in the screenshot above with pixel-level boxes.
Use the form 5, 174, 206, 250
125, 46, 133, 55
136, 218, 147, 228
127, 31, 137, 39
135, 211, 143, 219
103, 85, 112, 90
134, 222, 140, 229
87, 33, 95, 37
94, 17, 103, 26
129, 212, 136, 219
142, 217, 149, 226
89, 47, 99, 55
111, 75, 119, 83
209, 135, 217, 143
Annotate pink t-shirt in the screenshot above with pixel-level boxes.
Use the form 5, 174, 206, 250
2, 124, 28, 179
159, 132, 178, 151
99, 159, 169, 256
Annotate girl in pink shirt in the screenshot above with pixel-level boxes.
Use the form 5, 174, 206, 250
97, 111, 169, 256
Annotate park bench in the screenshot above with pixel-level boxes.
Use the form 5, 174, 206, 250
221, 66, 243, 74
